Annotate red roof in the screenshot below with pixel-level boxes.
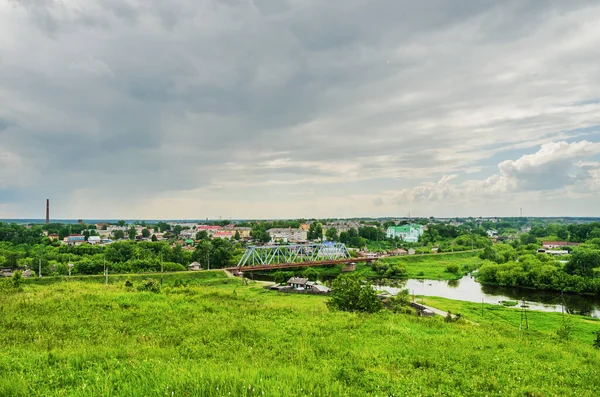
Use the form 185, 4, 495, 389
196, 225, 222, 230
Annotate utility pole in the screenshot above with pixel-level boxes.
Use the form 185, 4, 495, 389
38, 258, 42, 278
519, 298, 529, 331
104, 257, 108, 285
207, 252, 210, 270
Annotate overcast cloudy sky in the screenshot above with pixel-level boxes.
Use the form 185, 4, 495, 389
1, 0, 600, 220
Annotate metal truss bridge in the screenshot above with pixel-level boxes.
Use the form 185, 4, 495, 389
226, 243, 375, 273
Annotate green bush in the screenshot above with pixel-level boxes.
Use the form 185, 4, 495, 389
137, 279, 161, 293
445, 264, 460, 274
327, 274, 382, 313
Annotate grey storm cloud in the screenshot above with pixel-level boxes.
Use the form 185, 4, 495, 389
2, 0, 600, 218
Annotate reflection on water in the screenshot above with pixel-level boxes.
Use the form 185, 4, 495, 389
373, 276, 600, 318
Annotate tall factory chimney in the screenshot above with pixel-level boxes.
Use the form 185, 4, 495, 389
46, 199, 50, 225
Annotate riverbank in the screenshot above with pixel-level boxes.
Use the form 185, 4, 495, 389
422, 296, 600, 344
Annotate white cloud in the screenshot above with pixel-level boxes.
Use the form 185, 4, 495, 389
2, 1, 600, 218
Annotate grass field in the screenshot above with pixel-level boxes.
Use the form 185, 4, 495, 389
1, 271, 600, 396
376, 251, 484, 280
422, 296, 600, 345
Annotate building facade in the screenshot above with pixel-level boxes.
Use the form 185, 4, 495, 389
268, 228, 308, 243
385, 224, 424, 243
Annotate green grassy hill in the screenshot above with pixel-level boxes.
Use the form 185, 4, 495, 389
1, 271, 599, 396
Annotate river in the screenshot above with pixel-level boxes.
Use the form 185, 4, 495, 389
373, 276, 600, 318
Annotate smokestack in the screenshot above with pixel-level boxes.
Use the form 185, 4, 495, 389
46, 199, 50, 225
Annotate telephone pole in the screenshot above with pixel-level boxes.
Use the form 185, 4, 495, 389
519, 298, 529, 331
38, 258, 42, 278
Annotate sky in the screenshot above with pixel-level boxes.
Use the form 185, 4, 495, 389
1, 0, 600, 220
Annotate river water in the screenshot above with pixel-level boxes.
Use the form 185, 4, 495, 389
373, 276, 600, 318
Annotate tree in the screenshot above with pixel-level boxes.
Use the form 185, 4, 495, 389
308, 223, 323, 241
565, 249, 600, 278
113, 230, 125, 240
173, 225, 183, 236
325, 227, 338, 242
128, 226, 137, 240
117, 220, 126, 227
196, 230, 209, 241
234, 230, 241, 241
302, 267, 318, 281
339, 231, 349, 244
327, 274, 382, 313
151, 234, 158, 242
141, 228, 150, 238
251, 229, 271, 243
519, 233, 537, 245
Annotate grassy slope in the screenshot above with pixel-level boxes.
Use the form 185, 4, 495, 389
0, 272, 598, 396
422, 296, 600, 345
376, 251, 484, 280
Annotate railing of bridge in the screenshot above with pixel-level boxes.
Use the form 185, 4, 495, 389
237, 242, 351, 267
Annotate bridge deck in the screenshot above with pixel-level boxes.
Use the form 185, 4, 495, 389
225, 257, 374, 272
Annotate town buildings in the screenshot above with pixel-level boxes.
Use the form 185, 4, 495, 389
267, 228, 308, 243
385, 224, 424, 243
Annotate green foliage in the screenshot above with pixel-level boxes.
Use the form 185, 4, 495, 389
556, 318, 574, 342
302, 267, 319, 281
307, 222, 323, 240
325, 227, 338, 242
327, 274, 382, 313
565, 249, 600, 278
593, 330, 600, 349
10, 270, 23, 289
136, 278, 161, 293
478, 248, 600, 294
141, 228, 150, 238
445, 264, 460, 275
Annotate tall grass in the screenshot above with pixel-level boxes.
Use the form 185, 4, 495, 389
1, 271, 599, 396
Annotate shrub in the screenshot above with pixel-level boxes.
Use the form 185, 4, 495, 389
327, 274, 382, 313
11, 271, 23, 289
593, 330, 600, 349
137, 279, 161, 293
445, 264, 460, 275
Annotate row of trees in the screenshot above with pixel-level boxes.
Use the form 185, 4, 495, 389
477, 243, 600, 293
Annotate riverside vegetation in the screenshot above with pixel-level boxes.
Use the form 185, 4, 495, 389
1, 271, 600, 396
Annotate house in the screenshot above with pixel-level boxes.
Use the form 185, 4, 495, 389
287, 277, 309, 289
212, 231, 234, 239
188, 262, 202, 271
22, 269, 32, 278
1, 268, 12, 277
388, 248, 408, 256
308, 284, 331, 294
268, 228, 308, 243
48, 234, 60, 241
66, 235, 86, 246
386, 224, 424, 243
233, 227, 252, 238
196, 225, 222, 235
408, 249, 416, 255
88, 236, 101, 245
542, 241, 580, 249
545, 250, 570, 256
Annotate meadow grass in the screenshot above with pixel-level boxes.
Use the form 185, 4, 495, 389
422, 296, 600, 344
378, 251, 484, 280
1, 271, 599, 396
